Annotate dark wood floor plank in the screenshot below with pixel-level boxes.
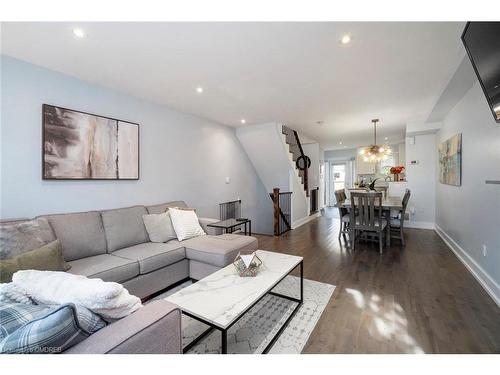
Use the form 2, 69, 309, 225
254, 208, 500, 354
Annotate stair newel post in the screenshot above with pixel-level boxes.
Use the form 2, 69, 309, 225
273, 187, 280, 236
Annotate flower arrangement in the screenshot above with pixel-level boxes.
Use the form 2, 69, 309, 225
390, 166, 405, 181
390, 166, 405, 175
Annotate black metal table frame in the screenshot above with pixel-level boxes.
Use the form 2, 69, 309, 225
207, 219, 252, 236
181, 260, 303, 354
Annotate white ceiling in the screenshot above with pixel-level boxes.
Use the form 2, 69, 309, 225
1, 22, 465, 150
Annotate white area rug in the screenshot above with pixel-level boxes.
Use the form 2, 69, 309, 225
150, 275, 335, 354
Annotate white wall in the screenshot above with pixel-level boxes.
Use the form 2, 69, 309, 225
235, 123, 290, 193
290, 169, 309, 227
405, 133, 436, 228
435, 82, 500, 305
318, 146, 325, 208
398, 142, 406, 166
324, 148, 357, 162
302, 143, 320, 189
0, 56, 274, 234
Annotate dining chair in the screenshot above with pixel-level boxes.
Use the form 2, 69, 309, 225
390, 189, 411, 246
374, 186, 388, 199
335, 189, 350, 240
349, 192, 387, 253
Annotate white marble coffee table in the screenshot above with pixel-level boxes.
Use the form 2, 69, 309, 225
165, 250, 303, 354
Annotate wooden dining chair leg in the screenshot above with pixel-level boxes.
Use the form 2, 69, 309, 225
400, 224, 406, 247
350, 228, 356, 251
338, 223, 342, 240
379, 232, 383, 254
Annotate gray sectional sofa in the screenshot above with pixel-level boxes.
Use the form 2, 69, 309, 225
41, 200, 258, 298
4, 200, 258, 353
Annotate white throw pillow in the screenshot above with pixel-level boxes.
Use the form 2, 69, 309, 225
169, 208, 206, 241
142, 212, 177, 243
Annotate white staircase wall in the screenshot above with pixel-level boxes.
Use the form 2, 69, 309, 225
236, 122, 309, 229
289, 169, 309, 227
236, 122, 290, 192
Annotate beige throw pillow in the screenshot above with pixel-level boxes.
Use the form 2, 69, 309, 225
0, 239, 71, 283
169, 208, 206, 241
142, 211, 177, 243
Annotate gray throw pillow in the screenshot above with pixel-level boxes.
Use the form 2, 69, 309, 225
142, 211, 177, 243
0, 218, 55, 260
0, 240, 71, 283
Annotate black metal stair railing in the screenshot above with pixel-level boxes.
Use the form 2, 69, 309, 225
281, 125, 310, 197
270, 188, 292, 236
219, 200, 241, 220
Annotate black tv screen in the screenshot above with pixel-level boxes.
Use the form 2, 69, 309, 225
462, 22, 500, 123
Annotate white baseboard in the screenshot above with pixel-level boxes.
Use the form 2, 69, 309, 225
435, 224, 500, 308
405, 221, 435, 230
292, 212, 321, 229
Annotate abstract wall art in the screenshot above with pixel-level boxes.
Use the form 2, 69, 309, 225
42, 105, 139, 180
438, 133, 461, 186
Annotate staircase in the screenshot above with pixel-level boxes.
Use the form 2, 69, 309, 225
281, 125, 310, 197
235, 122, 311, 232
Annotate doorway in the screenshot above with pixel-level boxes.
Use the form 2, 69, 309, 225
325, 159, 355, 207
331, 163, 346, 205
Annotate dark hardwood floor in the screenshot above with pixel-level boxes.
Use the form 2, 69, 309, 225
254, 208, 500, 354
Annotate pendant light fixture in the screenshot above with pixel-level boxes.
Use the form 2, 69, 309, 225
359, 119, 392, 162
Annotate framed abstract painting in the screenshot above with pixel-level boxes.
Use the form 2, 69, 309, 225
438, 133, 462, 186
42, 104, 139, 180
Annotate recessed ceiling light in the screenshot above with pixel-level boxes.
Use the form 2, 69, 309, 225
340, 34, 351, 45
384, 137, 389, 141
72, 28, 86, 38
240, 119, 246, 124
339, 141, 343, 145
196, 87, 203, 94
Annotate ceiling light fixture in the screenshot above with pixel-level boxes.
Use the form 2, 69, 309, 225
384, 137, 389, 141
359, 119, 392, 163
240, 119, 246, 124
340, 34, 351, 45
196, 87, 203, 94
72, 28, 86, 38
339, 141, 343, 145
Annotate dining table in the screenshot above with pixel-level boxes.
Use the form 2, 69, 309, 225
335, 194, 403, 246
